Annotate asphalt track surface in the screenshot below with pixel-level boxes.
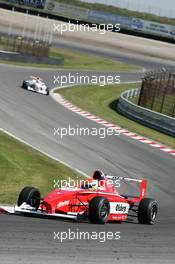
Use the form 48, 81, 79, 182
0, 44, 175, 264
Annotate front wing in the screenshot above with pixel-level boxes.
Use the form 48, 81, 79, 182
0, 203, 85, 221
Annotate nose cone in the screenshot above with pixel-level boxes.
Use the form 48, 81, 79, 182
43, 188, 78, 213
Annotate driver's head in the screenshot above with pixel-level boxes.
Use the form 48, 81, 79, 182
81, 178, 98, 191
93, 170, 106, 180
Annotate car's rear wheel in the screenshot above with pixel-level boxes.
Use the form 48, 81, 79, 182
138, 198, 158, 225
22, 81, 27, 89
17, 186, 41, 210
89, 196, 110, 224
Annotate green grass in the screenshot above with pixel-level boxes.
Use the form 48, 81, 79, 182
0, 45, 139, 71
0, 60, 62, 69
130, 96, 139, 104
0, 131, 84, 204
130, 95, 175, 118
150, 95, 175, 118
50, 47, 139, 71
57, 83, 175, 148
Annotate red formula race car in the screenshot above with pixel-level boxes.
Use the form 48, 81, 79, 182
0, 171, 158, 224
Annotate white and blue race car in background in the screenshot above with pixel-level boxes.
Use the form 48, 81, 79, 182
22, 76, 49, 95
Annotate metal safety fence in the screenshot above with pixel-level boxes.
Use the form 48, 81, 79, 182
138, 68, 175, 118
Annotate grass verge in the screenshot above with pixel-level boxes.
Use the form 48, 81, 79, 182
130, 95, 175, 118
0, 47, 139, 71
57, 83, 175, 148
0, 131, 84, 204
50, 47, 139, 71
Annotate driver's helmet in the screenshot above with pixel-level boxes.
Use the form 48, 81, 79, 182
93, 170, 106, 180
81, 178, 98, 191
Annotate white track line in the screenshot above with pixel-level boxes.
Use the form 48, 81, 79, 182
0, 128, 89, 177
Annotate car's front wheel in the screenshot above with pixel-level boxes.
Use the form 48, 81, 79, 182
46, 88, 49, 96
17, 186, 41, 210
138, 198, 158, 225
89, 196, 110, 224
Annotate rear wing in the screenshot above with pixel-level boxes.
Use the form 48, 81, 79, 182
106, 175, 147, 201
